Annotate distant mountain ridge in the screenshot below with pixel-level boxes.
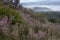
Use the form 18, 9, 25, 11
33, 7, 52, 12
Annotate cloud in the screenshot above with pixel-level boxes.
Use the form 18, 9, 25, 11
50, 0, 60, 1
20, 0, 60, 11
20, 0, 44, 2
20, 0, 60, 3
21, 1, 60, 5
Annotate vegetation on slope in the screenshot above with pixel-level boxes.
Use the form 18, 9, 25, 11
0, 3, 30, 40
0, 2, 60, 40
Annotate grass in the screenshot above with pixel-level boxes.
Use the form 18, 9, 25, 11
0, 2, 60, 40
0, 3, 30, 40
0, 4, 22, 25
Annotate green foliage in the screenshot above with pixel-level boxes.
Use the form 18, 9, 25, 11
40, 36, 48, 40
0, 3, 30, 40
48, 17, 57, 23
6, 35, 15, 40
0, 30, 5, 40
34, 26, 39, 33
18, 23, 29, 40
31, 13, 47, 20
0, 29, 15, 40
40, 26, 48, 32
0, 5, 11, 16
0, 2, 60, 40
11, 14, 22, 25
0, 5, 22, 25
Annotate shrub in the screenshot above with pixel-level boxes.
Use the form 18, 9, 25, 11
18, 22, 29, 40
48, 17, 57, 23
0, 5, 22, 25
34, 26, 39, 33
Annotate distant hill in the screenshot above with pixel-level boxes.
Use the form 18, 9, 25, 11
33, 7, 52, 12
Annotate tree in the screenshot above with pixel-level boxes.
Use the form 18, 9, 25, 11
14, 0, 20, 6
1, 0, 20, 6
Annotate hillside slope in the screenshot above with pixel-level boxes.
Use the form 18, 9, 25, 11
0, 2, 60, 40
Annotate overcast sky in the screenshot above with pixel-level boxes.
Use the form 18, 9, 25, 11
20, 0, 60, 2
20, 0, 60, 11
